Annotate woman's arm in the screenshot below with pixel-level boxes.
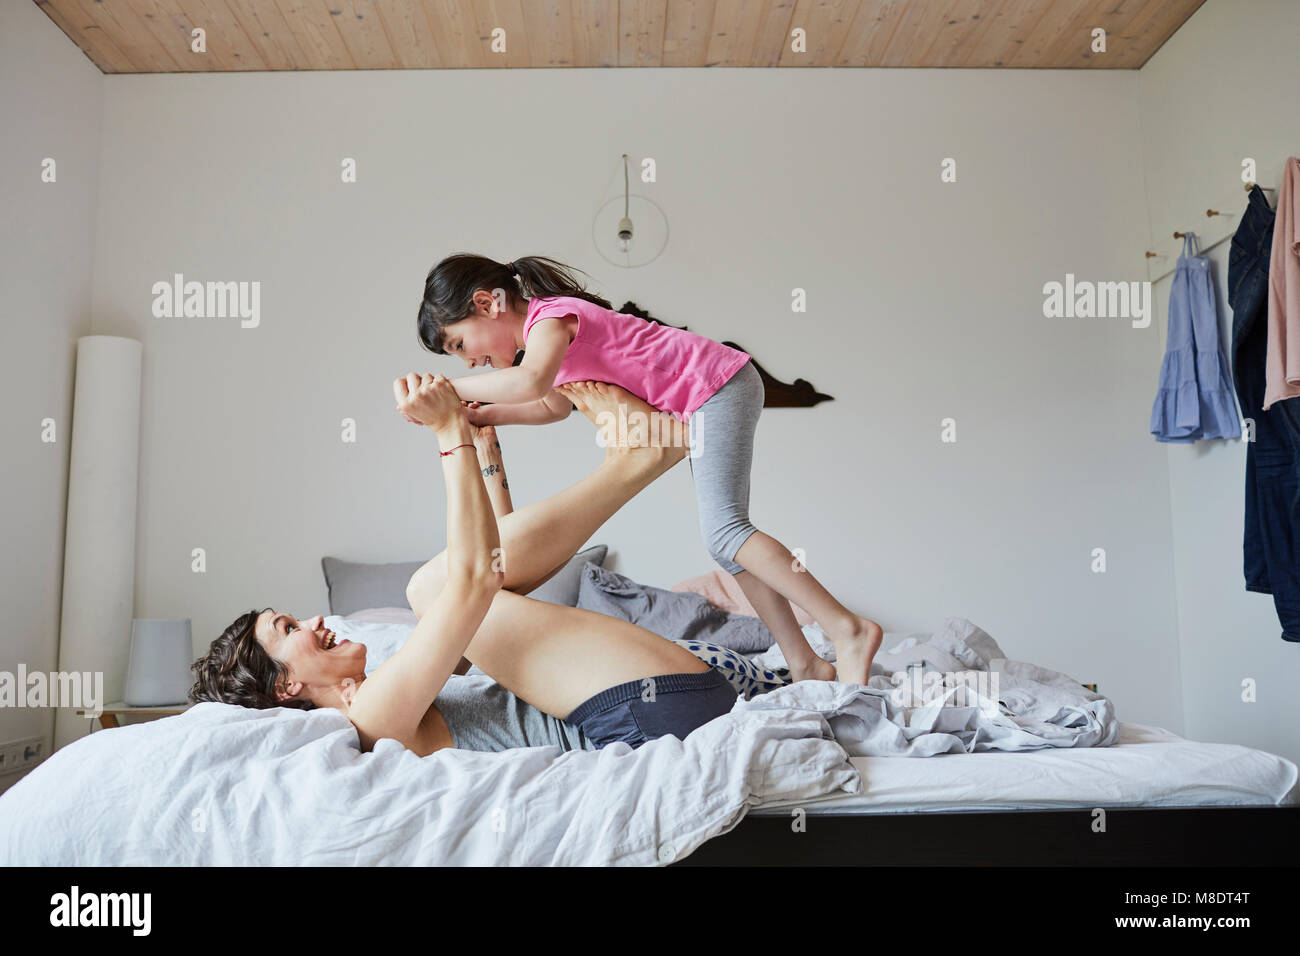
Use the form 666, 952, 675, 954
448, 316, 573, 404
348, 374, 504, 749
473, 425, 514, 520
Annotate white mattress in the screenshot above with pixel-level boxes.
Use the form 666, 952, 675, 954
750, 722, 1299, 816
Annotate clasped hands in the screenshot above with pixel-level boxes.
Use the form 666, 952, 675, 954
392, 373, 472, 433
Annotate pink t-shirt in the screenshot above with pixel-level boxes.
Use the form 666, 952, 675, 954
522, 296, 750, 420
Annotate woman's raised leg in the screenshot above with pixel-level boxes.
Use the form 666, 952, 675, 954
406, 383, 689, 613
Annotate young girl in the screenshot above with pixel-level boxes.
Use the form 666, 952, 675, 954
415, 253, 882, 683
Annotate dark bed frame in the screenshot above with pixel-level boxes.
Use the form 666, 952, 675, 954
672, 805, 1300, 866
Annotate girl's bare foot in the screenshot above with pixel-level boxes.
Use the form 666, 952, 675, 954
559, 381, 690, 454
823, 616, 883, 685
788, 655, 837, 683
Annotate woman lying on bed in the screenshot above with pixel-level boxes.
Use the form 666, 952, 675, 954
189, 374, 737, 756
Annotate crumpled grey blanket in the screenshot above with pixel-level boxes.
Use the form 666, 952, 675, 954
737, 617, 1119, 755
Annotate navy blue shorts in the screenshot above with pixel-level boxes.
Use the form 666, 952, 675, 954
564, 668, 737, 749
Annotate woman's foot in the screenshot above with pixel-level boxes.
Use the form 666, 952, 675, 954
823, 616, 883, 685
560, 381, 690, 460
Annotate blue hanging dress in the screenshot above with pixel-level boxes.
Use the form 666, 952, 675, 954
1150, 231, 1241, 442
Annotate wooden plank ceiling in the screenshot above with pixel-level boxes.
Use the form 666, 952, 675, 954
35, 0, 1207, 74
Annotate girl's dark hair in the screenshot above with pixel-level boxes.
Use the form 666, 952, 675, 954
189, 608, 316, 711
417, 253, 613, 354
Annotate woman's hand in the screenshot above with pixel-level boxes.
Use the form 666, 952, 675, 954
394, 373, 466, 433
463, 401, 490, 427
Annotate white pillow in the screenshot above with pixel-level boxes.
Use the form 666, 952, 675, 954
324, 615, 414, 675
345, 607, 418, 626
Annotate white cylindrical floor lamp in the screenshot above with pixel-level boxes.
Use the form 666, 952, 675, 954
54, 336, 142, 752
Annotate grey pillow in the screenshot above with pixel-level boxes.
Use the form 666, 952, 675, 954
322, 545, 607, 616
525, 545, 608, 606
321, 557, 423, 616
576, 564, 774, 653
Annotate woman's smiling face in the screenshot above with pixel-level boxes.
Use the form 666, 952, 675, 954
253, 610, 365, 704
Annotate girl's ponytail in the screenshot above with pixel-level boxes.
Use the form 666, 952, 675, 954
418, 253, 612, 354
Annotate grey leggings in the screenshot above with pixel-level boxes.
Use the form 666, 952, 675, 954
688, 360, 764, 575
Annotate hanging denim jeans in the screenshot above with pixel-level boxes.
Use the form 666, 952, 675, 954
1229, 185, 1300, 642
1151, 232, 1242, 442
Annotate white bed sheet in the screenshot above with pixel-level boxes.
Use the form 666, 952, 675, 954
749, 721, 1299, 816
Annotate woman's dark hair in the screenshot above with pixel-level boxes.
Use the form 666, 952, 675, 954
417, 253, 613, 354
189, 608, 316, 711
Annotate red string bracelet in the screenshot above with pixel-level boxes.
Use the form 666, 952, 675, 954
439, 443, 475, 457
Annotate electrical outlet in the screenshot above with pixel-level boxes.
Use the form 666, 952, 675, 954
0, 736, 48, 775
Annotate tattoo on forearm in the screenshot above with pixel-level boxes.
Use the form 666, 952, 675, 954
481, 464, 502, 478
501, 477, 509, 490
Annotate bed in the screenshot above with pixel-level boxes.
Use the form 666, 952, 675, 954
3, 556, 1294, 866
680, 721, 1299, 865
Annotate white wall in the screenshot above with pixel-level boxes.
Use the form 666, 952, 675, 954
88, 63, 1187, 734
0, 0, 104, 791
4, 0, 1288, 776
1137, 0, 1300, 765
